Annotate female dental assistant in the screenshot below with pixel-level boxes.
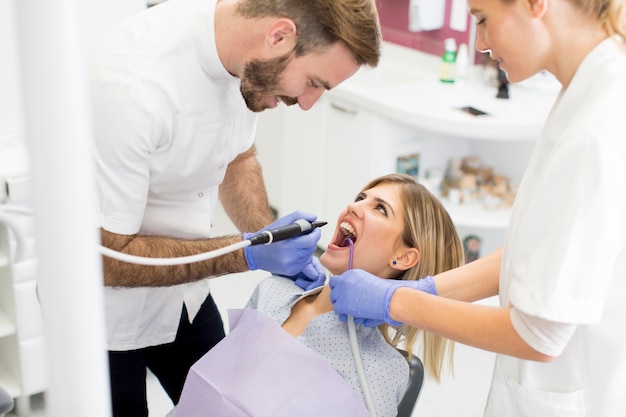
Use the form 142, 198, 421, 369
329, 0, 626, 415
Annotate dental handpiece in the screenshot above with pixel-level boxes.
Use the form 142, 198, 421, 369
98, 219, 327, 266
247, 219, 327, 246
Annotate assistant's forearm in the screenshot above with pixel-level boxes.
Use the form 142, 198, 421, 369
390, 287, 552, 361
434, 247, 502, 302
101, 231, 249, 287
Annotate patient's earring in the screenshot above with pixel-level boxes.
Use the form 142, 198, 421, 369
392, 260, 397, 266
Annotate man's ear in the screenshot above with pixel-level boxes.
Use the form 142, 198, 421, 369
265, 18, 297, 50
393, 248, 420, 271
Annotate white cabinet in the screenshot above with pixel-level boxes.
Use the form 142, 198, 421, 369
257, 97, 420, 247
319, 97, 539, 254
318, 98, 424, 248
256, 100, 328, 219
0, 209, 46, 415
259, 96, 539, 255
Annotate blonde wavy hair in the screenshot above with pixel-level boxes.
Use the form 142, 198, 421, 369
359, 174, 465, 381
500, 0, 626, 40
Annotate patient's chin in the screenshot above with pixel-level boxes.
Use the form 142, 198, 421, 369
319, 253, 347, 276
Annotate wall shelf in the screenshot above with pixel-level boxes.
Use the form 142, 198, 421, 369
441, 200, 512, 230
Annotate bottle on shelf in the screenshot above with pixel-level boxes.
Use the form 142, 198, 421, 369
456, 43, 469, 82
440, 37, 457, 83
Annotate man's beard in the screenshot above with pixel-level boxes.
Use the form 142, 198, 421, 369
240, 51, 298, 112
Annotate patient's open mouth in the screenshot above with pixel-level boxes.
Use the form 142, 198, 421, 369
336, 221, 356, 247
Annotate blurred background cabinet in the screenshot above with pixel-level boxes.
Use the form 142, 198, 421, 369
0, 209, 45, 416
257, 99, 532, 255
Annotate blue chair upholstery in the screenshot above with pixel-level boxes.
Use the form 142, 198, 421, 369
396, 349, 425, 417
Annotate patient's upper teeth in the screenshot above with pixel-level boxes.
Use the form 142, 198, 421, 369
340, 222, 356, 238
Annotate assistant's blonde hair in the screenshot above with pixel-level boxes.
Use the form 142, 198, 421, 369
558, 0, 626, 38
501, 0, 626, 40
596, 0, 626, 39
361, 174, 464, 381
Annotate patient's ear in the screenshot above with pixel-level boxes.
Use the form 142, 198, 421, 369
393, 248, 420, 271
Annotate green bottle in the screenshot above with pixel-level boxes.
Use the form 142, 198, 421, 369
440, 38, 457, 83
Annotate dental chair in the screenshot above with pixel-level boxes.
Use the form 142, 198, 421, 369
0, 385, 14, 417
396, 349, 425, 417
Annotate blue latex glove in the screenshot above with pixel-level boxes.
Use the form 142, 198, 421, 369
289, 256, 327, 291
329, 269, 437, 327
243, 211, 322, 278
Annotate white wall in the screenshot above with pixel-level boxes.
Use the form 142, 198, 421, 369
0, 0, 25, 144
0, 0, 145, 149
82, 0, 147, 42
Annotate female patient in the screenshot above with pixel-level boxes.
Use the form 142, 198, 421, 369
247, 173, 464, 416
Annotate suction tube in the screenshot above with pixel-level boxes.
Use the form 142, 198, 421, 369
0, 206, 327, 267
98, 240, 251, 266
99, 219, 326, 266
344, 237, 378, 417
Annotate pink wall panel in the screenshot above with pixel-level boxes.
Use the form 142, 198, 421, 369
378, 0, 472, 56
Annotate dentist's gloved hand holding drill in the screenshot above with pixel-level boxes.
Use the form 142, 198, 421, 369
329, 271, 437, 327
244, 211, 327, 291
